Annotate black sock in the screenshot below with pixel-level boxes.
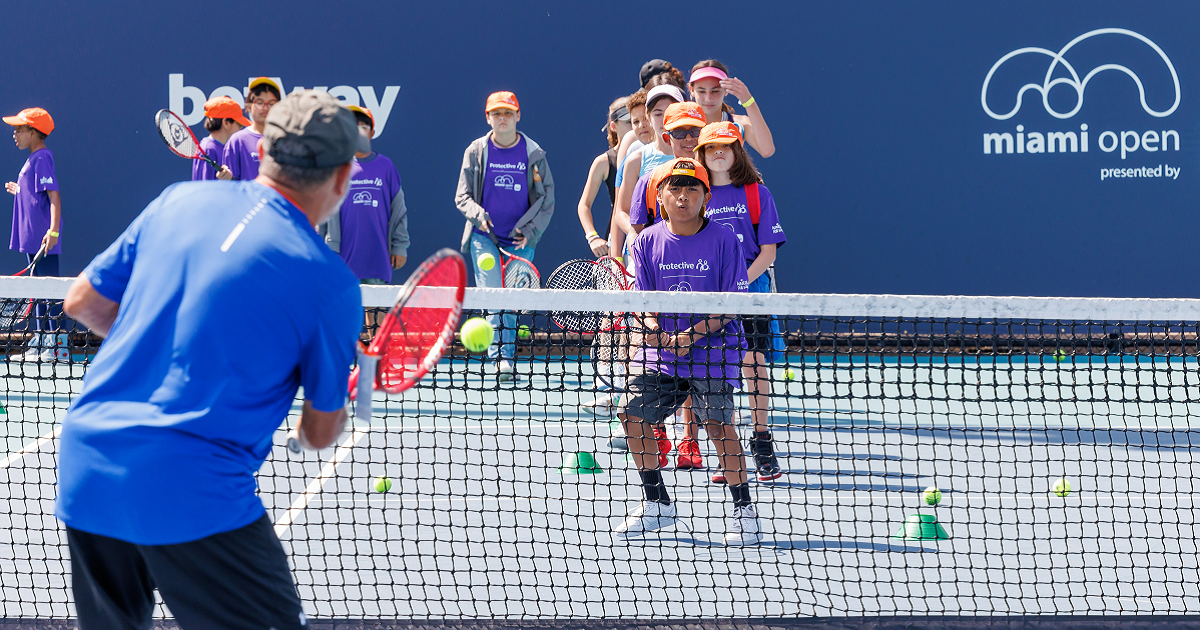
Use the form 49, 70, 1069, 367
754, 430, 772, 441
729, 482, 752, 507
638, 469, 671, 505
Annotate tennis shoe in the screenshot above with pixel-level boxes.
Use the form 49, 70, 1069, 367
724, 504, 764, 546
675, 438, 705, 470
607, 421, 628, 451
582, 392, 617, 416
496, 359, 516, 382
711, 468, 727, 484
614, 500, 678, 538
751, 432, 784, 482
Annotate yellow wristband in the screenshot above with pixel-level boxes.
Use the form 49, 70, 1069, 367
739, 96, 756, 108
47, 231, 59, 237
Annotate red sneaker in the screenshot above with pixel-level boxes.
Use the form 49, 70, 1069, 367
675, 438, 705, 470
658, 452, 669, 468
653, 426, 672, 457
711, 468, 727, 484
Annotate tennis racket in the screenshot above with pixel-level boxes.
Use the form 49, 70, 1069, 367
486, 231, 539, 289
544, 256, 636, 390
154, 109, 221, 172
0, 245, 47, 330
287, 249, 466, 452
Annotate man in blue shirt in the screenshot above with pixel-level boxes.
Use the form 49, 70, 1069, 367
58, 90, 367, 630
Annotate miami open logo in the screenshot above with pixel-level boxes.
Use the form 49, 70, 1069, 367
979, 28, 1181, 175
981, 28, 1179, 120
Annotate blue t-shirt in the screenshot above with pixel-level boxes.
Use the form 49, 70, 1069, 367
191, 136, 224, 181
475, 136, 529, 248
56, 181, 362, 545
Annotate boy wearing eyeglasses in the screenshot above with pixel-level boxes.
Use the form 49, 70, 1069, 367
222, 77, 282, 181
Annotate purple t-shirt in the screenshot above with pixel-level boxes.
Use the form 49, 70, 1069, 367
705, 183, 786, 266
191, 136, 224, 181
338, 153, 403, 282
629, 219, 748, 386
629, 173, 652, 226
221, 128, 263, 181
11, 148, 61, 255
476, 136, 529, 248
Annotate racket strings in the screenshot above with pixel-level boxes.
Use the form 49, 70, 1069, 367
372, 254, 466, 393
156, 111, 200, 158
503, 257, 539, 290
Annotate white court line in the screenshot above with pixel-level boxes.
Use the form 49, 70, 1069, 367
274, 427, 369, 537
0, 425, 63, 468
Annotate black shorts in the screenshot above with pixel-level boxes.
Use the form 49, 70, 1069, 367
617, 372, 736, 426
741, 315, 773, 353
67, 514, 306, 630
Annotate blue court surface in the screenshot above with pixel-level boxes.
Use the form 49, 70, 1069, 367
2, 355, 1198, 619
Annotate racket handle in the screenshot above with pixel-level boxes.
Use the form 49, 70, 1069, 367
355, 353, 378, 422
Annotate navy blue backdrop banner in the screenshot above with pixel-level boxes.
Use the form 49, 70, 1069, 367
0, 0, 1196, 298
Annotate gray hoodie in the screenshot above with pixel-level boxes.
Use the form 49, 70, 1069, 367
454, 131, 554, 251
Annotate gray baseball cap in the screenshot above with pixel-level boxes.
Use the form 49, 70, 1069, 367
263, 90, 370, 168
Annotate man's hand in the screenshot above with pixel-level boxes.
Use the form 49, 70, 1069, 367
5, 182, 18, 195
391, 255, 406, 269
215, 166, 233, 181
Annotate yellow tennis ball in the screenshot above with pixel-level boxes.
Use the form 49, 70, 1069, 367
923, 486, 942, 506
518, 324, 532, 339
477, 253, 496, 271
1052, 478, 1071, 497
783, 368, 796, 381
372, 476, 392, 493
461, 317, 494, 352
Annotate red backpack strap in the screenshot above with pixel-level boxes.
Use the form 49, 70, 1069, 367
746, 182, 761, 225
646, 179, 657, 224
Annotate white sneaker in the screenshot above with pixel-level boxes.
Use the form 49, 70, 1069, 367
582, 392, 618, 415
724, 504, 764, 546
497, 359, 515, 382
607, 421, 628, 451
13, 333, 44, 362
614, 500, 678, 538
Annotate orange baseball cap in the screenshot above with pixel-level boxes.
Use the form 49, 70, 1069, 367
653, 157, 710, 192
203, 96, 252, 127
663, 102, 706, 131
697, 121, 743, 147
486, 91, 520, 113
346, 105, 375, 131
249, 77, 283, 96
3, 108, 54, 136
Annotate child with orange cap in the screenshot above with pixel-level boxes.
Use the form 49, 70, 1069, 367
222, 77, 281, 181
695, 121, 787, 482
193, 96, 250, 181
614, 156, 763, 546
4, 107, 67, 361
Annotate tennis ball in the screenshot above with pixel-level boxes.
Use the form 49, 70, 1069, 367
782, 368, 796, 381
1052, 478, 1071, 497
922, 486, 942, 506
372, 476, 392, 493
477, 253, 496, 271
1054, 349, 1067, 363
460, 318, 494, 353
518, 324, 531, 339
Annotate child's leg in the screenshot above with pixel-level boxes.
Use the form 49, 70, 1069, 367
742, 351, 770, 433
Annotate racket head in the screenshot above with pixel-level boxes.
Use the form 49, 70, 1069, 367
501, 253, 539, 289
544, 259, 607, 331
366, 248, 467, 394
155, 109, 205, 161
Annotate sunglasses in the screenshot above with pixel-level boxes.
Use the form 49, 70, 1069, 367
667, 127, 702, 140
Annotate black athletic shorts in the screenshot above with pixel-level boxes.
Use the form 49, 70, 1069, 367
741, 315, 773, 353
67, 514, 306, 630
617, 372, 736, 426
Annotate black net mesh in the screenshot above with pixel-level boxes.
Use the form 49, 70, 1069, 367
3, 286, 1200, 621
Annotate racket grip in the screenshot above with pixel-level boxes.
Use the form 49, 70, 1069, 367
355, 353, 378, 422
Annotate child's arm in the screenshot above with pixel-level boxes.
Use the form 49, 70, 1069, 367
746, 243, 777, 284
43, 190, 62, 251
575, 153, 610, 257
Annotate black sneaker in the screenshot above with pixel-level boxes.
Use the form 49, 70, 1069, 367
750, 431, 783, 482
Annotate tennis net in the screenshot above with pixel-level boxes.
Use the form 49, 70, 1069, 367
2, 277, 1200, 622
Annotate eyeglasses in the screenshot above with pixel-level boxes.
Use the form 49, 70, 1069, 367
668, 127, 702, 140
250, 100, 278, 109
